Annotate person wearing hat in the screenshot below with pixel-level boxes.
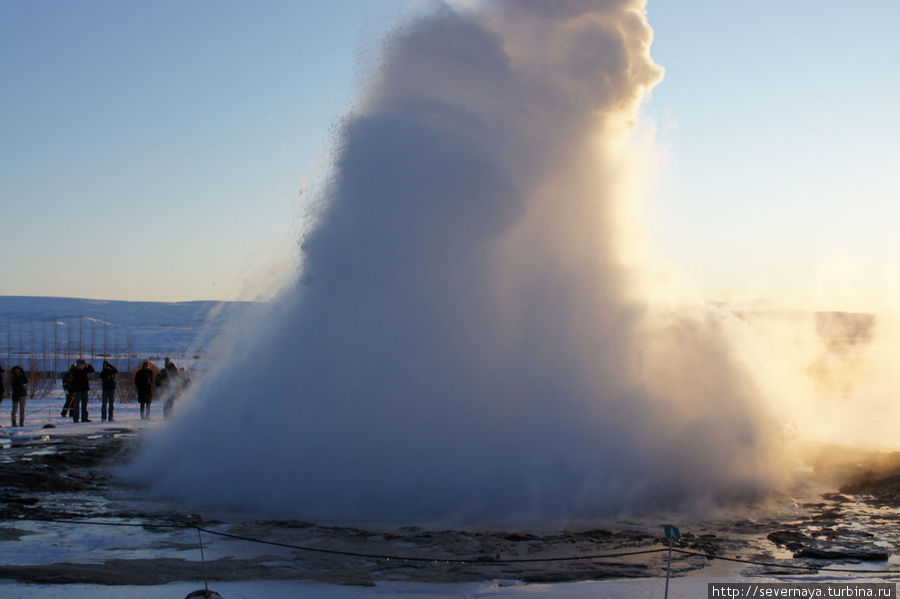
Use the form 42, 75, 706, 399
134, 361, 154, 419
68, 359, 95, 423
99, 360, 119, 422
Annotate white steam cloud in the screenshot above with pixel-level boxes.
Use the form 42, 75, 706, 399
131, 0, 787, 524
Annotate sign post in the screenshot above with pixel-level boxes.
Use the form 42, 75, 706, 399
663, 525, 680, 599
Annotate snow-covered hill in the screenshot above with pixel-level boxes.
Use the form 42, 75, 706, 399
0, 295, 263, 368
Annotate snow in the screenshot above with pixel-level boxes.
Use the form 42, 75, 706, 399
2, 575, 899, 599
0, 395, 156, 437
3, 403, 900, 596
2, 399, 899, 599
0, 295, 264, 362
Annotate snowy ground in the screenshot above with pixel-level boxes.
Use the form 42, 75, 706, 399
0, 395, 157, 437
2, 573, 899, 599
3, 396, 900, 598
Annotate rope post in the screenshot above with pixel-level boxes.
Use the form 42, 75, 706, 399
197, 527, 209, 593
663, 525, 680, 599
664, 537, 673, 599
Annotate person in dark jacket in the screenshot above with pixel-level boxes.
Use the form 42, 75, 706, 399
134, 361, 154, 419
159, 358, 180, 419
61, 367, 75, 418
99, 360, 118, 422
68, 359, 95, 423
9, 365, 28, 427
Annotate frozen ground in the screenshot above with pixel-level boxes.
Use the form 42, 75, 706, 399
1, 570, 899, 598
0, 575, 898, 599
3, 396, 900, 598
0, 395, 156, 438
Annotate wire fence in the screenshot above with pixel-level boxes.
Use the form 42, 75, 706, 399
0, 315, 205, 401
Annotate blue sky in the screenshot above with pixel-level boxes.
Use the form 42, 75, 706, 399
645, 0, 900, 310
2, 1, 898, 309
1, 0, 407, 301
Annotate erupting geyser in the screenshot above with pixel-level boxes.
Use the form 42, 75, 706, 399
132, 0, 785, 524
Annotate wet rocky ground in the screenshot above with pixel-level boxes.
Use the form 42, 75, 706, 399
2, 431, 900, 586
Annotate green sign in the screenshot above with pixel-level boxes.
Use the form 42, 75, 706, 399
663, 525, 680, 541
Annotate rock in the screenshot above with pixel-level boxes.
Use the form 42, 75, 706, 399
767, 531, 808, 552
821, 493, 850, 503
767, 528, 888, 562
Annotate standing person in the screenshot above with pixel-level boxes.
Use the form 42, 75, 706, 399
61, 367, 75, 418
164, 358, 179, 382
9, 365, 28, 427
134, 361, 154, 419
68, 359, 95, 423
161, 358, 179, 418
179, 367, 191, 392
99, 360, 118, 422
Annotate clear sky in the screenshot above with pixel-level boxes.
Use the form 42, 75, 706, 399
2, 1, 898, 309
0, 0, 408, 301
645, 0, 900, 312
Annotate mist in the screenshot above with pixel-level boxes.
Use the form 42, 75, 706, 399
130, 0, 789, 524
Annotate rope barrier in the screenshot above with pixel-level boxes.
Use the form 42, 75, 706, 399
12, 516, 900, 574
196, 526, 669, 564
19, 516, 667, 563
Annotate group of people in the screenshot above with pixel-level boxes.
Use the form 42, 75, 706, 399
0, 364, 29, 427
0, 358, 192, 428
62, 357, 190, 422
60, 359, 123, 422
61, 359, 100, 422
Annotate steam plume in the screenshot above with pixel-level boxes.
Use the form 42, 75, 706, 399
131, 0, 785, 524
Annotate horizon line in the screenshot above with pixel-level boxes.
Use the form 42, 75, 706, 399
0, 294, 262, 305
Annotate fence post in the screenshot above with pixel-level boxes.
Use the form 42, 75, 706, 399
663, 525, 680, 599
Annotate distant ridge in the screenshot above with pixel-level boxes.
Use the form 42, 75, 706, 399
0, 295, 263, 364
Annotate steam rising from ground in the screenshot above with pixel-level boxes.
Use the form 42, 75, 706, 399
132, 0, 788, 523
